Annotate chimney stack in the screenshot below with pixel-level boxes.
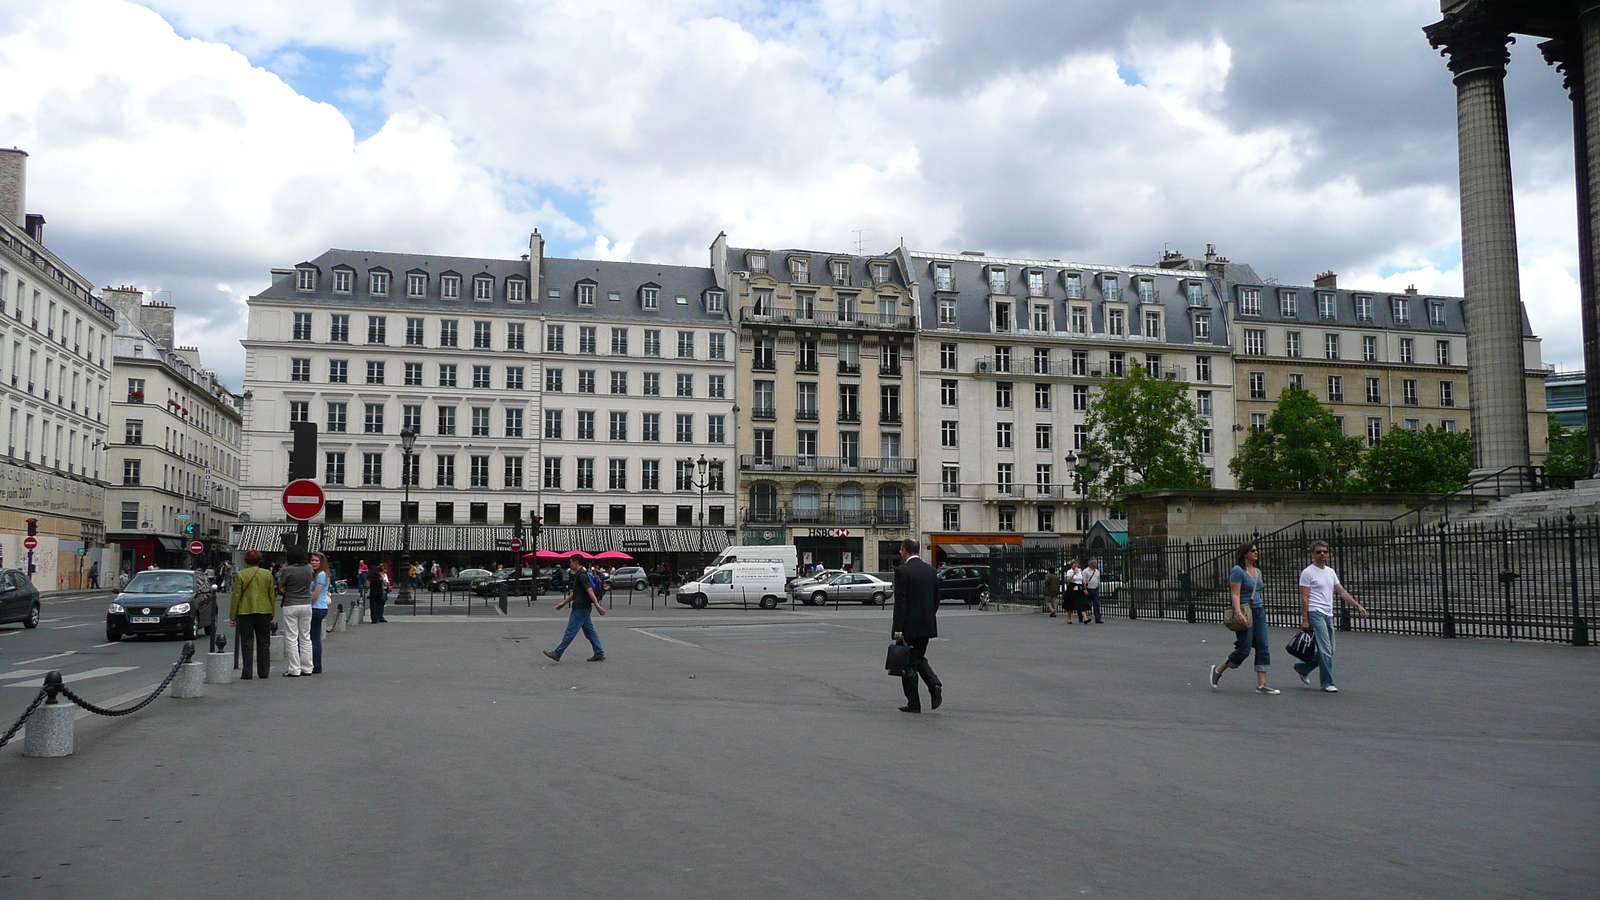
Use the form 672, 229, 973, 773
1314, 270, 1337, 288
0, 148, 27, 228
1405, 284, 1419, 295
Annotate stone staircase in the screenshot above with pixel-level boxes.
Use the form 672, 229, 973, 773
1447, 479, 1600, 526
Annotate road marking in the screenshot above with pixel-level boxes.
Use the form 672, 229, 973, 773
17, 651, 76, 665
39, 617, 65, 623
632, 629, 699, 647
0, 669, 50, 681
92, 641, 121, 648
0, 630, 21, 637
50, 623, 93, 630
7, 666, 138, 688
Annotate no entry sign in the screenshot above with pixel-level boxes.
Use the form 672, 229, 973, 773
22, 536, 37, 551
509, 538, 523, 552
189, 540, 204, 555
282, 479, 326, 521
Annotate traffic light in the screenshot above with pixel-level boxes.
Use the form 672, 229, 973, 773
26, 519, 37, 536
184, 522, 197, 534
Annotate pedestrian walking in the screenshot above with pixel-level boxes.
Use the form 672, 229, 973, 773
308, 552, 331, 674
1294, 541, 1369, 693
544, 557, 606, 662
369, 562, 389, 622
891, 538, 942, 713
230, 550, 275, 680
87, 561, 99, 589
357, 559, 369, 601
276, 548, 316, 677
1042, 567, 1061, 618
1068, 559, 1093, 623
1084, 557, 1103, 623
1209, 541, 1280, 694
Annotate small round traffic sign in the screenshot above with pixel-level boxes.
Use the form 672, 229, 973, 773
509, 538, 523, 552
22, 536, 37, 551
189, 540, 204, 555
281, 479, 326, 521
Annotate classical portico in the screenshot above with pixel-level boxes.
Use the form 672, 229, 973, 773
1426, 0, 1600, 481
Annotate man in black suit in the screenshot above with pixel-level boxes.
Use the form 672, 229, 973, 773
892, 538, 942, 713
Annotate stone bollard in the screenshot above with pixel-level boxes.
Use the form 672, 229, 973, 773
334, 602, 348, 632
170, 661, 205, 698
351, 601, 364, 626
270, 631, 285, 661
23, 672, 73, 758
204, 652, 234, 684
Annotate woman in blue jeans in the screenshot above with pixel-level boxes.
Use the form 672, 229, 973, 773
1209, 541, 1280, 694
309, 552, 331, 674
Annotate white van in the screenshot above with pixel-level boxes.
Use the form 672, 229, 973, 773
676, 563, 788, 609
704, 545, 800, 580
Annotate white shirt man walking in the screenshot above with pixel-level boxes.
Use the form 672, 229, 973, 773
1296, 541, 1369, 692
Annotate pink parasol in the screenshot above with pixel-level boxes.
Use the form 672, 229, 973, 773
526, 550, 564, 561
561, 549, 595, 559
593, 550, 634, 561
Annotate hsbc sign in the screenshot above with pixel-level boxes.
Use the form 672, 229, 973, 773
806, 528, 851, 537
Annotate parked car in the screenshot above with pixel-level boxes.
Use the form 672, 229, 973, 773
106, 569, 218, 642
936, 565, 991, 607
603, 566, 649, 592
473, 568, 540, 597
799, 572, 893, 606
432, 568, 493, 592
791, 569, 846, 598
1010, 570, 1055, 601
0, 568, 40, 629
677, 563, 788, 609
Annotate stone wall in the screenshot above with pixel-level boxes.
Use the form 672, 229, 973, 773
1123, 489, 1439, 542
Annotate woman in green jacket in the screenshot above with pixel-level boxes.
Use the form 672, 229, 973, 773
231, 550, 276, 679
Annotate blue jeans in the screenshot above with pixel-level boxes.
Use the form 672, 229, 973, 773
1226, 602, 1269, 672
1294, 612, 1336, 688
555, 606, 602, 656
310, 607, 328, 672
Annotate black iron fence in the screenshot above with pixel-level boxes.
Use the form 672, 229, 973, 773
986, 515, 1600, 645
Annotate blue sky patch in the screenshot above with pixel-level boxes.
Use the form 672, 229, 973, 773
1117, 63, 1144, 87
252, 44, 390, 140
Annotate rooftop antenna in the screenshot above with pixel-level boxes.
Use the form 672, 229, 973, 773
852, 229, 870, 254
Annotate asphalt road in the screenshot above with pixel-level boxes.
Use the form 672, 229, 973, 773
2, 604, 1595, 899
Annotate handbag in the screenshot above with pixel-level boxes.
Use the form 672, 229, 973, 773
1223, 605, 1253, 632
1286, 629, 1319, 663
885, 641, 912, 677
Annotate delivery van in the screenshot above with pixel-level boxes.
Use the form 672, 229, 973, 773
704, 545, 800, 580
676, 563, 788, 609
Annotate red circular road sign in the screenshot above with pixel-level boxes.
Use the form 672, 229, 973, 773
189, 540, 204, 555
22, 536, 37, 551
509, 539, 523, 552
281, 479, 326, 521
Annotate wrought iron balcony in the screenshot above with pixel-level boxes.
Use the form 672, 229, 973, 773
751, 406, 777, 421
838, 361, 861, 375
741, 506, 911, 526
739, 307, 916, 331
739, 454, 917, 475
879, 412, 901, 424
837, 410, 861, 424
794, 409, 819, 422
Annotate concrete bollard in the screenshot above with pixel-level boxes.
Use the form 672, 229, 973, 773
270, 631, 285, 661
351, 601, 364, 626
23, 703, 74, 758
204, 651, 234, 684
334, 602, 348, 632
170, 661, 205, 698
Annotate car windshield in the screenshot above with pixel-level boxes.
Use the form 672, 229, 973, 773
124, 573, 196, 594
462, 570, 491, 578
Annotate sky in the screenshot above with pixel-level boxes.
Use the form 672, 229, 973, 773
0, 0, 1586, 388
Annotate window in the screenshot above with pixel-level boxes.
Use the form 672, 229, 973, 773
1392, 297, 1409, 324
1250, 412, 1268, 431
1200, 429, 1213, 455
941, 379, 958, 407
473, 277, 493, 302
1035, 423, 1053, 450
1073, 384, 1089, 411
545, 368, 565, 393
501, 456, 523, 489
1035, 464, 1053, 495
1032, 347, 1050, 375
1367, 417, 1383, 447
366, 361, 385, 385
405, 318, 424, 345
1036, 506, 1055, 532
322, 359, 346, 383
1356, 295, 1373, 321
941, 464, 961, 497
709, 332, 726, 360
1241, 325, 1267, 353
577, 411, 596, 440
995, 346, 1011, 373
996, 463, 1014, 495
362, 452, 383, 486
505, 322, 525, 351
1403, 378, 1419, 406
327, 402, 347, 433
1399, 338, 1414, 363
543, 409, 562, 439
292, 312, 312, 341
797, 338, 819, 373
1108, 310, 1127, 337
677, 331, 694, 358
1072, 350, 1088, 376
1318, 293, 1337, 319
642, 372, 660, 396
367, 316, 387, 344
643, 330, 661, 357
468, 321, 490, 350
1324, 334, 1340, 360
1440, 381, 1455, 407
676, 414, 693, 443
997, 507, 1016, 531
1239, 288, 1261, 316
607, 459, 627, 491
442, 275, 460, 300
470, 407, 490, 437
440, 320, 458, 347
576, 458, 595, 489
128, 378, 147, 402
296, 268, 317, 291
1107, 352, 1124, 376
880, 432, 900, 459
1285, 332, 1301, 358
543, 458, 562, 489
1195, 390, 1212, 417
994, 301, 1012, 332
677, 373, 693, 398
467, 455, 489, 488
752, 430, 774, 464
546, 325, 565, 353
579, 327, 597, 354
639, 459, 661, 491
506, 279, 526, 303
403, 404, 422, 431
470, 365, 491, 389
938, 298, 957, 327
438, 406, 457, 436
1192, 311, 1210, 340
1442, 419, 1457, 433
1327, 375, 1344, 403
708, 415, 725, 443
439, 364, 457, 388
1034, 383, 1051, 410
506, 367, 524, 390
330, 314, 350, 342
995, 422, 1012, 449
832, 259, 851, 285
289, 400, 310, 424
1363, 334, 1377, 361
1032, 304, 1051, 332
934, 264, 953, 291
608, 411, 627, 441
995, 382, 1012, 409
578, 283, 596, 306
364, 403, 385, 433
941, 420, 958, 448
122, 458, 140, 485
1436, 340, 1451, 366
607, 371, 627, 395
1429, 300, 1446, 326
578, 370, 595, 393
1249, 372, 1266, 400
1143, 310, 1161, 340
1102, 274, 1120, 300
329, 269, 350, 294
1366, 377, 1382, 404
791, 257, 810, 283
1145, 354, 1162, 378
880, 385, 901, 423
838, 384, 860, 422
436, 454, 456, 487
122, 419, 145, 444
639, 286, 658, 310
1195, 356, 1211, 383
1280, 291, 1298, 318
943, 504, 960, 531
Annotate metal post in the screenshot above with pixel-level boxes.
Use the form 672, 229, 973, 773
1438, 521, 1455, 639
1569, 514, 1588, 646
398, 427, 415, 606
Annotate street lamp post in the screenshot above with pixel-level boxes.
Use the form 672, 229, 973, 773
681, 453, 711, 559
398, 427, 416, 605
1067, 449, 1104, 540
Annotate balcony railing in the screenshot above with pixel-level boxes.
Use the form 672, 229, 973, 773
795, 409, 819, 422
740, 454, 917, 474
879, 412, 901, 424
879, 364, 902, 377
837, 410, 861, 423
739, 307, 916, 331
742, 507, 911, 526
751, 406, 777, 421
838, 361, 860, 375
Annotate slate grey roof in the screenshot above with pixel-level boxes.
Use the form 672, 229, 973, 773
542, 257, 728, 324
1218, 276, 1500, 335
727, 247, 908, 290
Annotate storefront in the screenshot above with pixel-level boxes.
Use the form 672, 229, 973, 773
926, 533, 1024, 567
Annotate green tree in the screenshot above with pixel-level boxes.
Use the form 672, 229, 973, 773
1082, 366, 1210, 498
1356, 425, 1473, 493
1229, 385, 1363, 491
1545, 415, 1592, 479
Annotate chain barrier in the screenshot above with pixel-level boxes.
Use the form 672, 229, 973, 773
55, 641, 196, 718
0, 687, 49, 749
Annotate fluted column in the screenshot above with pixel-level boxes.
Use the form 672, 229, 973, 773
1428, 17, 1532, 478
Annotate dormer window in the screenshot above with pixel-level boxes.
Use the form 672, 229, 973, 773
1185, 281, 1204, 304
994, 301, 1013, 332
507, 279, 526, 303
1392, 297, 1410, 324
831, 259, 851, 286
641, 287, 659, 309
748, 253, 768, 273
1318, 292, 1336, 320
1065, 272, 1084, 299
675, 294, 688, 305
987, 267, 1009, 294
790, 256, 810, 284
705, 290, 724, 313
607, 291, 621, 303
577, 282, 596, 306
296, 268, 317, 292
1137, 278, 1156, 302
474, 276, 494, 301
369, 271, 390, 296
441, 275, 461, 300
1027, 270, 1046, 297
1355, 295, 1373, 321
407, 273, 427, 298
332, 269, 353, 294
1428, 300, 1445, 326
1101, 274, 1120, 300
1239, 287, 1261, 316
1280, 291, 1297, 318
934, 264, 953, 291
872, 262, 890, 285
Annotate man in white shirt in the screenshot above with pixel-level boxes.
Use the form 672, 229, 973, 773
1296, 541, 1368, 692
1083, 558, 1104, 623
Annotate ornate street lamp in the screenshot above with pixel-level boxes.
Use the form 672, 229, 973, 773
398, 427, 416, 605
696, 453, 709, 555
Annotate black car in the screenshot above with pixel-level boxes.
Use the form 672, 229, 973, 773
936, 565, 992, 607
106, 569, 218, 641
431, 568, 493, 592
473, 569, 541, 597
0, 568, 40, 629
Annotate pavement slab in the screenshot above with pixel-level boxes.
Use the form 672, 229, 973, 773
1, 605, 1595, 899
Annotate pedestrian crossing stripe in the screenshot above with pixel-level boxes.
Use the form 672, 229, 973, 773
5, 666, 138, 688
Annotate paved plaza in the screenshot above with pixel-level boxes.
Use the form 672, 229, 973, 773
2, 600, 1596, 899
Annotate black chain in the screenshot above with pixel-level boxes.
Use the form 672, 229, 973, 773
58, 643, 194, 718
0, 687, 49, 749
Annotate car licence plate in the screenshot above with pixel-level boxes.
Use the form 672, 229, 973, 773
128, 616, 161, 624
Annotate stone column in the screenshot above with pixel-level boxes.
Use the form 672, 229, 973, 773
1428, 16, 1532, 482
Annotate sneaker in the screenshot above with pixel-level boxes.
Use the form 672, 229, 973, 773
587, 653, 606, 662
1255, 685, 1281, 695
1323, 685, 1339, 693
1209, 665, 1222, 691
1298, 670, 1311, 686
542, 650, 561, 662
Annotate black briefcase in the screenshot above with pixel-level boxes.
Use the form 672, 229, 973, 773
885, 642, 912, 677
